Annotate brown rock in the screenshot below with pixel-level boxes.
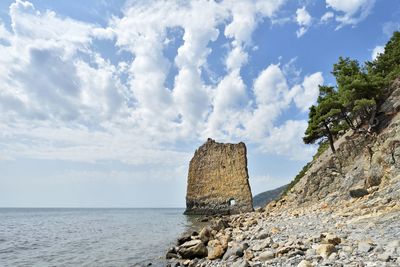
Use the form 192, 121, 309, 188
207, 239, 225, 260
297, 260, 313, 267
316, 244, 336, 259
211, 218, 228, 231
178, 240, 208, 259
177, 232, 193, 245
270, 227, 281, 234
243, 249, 254, 260
199, 227, 212, 244
184, 139, 253, 215
323, 233, 341, 245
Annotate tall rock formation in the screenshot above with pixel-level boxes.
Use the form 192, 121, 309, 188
184, 138, 253, 215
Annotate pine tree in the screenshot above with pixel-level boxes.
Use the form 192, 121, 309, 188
368, 31, 400, 83
303, 86, 342, 153
303, 31, 400, 151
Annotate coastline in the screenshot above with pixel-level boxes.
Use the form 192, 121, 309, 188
166, 199, 400, 266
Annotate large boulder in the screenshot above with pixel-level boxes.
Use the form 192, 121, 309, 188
199, 226, 212, 243
207, 239, 226, 260
177, 240, 208, 259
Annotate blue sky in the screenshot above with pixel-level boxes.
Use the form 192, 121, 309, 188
0, 0, 399, 207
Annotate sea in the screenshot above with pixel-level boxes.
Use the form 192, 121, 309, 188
0, 208, 198, 267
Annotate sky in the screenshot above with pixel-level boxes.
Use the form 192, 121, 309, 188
0, 0, 399, 208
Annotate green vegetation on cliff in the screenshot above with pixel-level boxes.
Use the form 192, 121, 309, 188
304, 31, 400, 153
284, 31, 400, 197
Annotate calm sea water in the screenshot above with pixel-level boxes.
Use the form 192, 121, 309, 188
0, 208, 195, 267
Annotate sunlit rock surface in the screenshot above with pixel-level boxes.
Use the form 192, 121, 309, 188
184, 138, 253, 215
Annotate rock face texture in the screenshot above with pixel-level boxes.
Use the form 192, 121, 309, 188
276, 78, 400, 210
184, 138, 253, 215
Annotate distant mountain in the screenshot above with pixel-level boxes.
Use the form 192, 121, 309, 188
253, 184, 288, 208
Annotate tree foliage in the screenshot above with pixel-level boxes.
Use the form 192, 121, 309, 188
368, 31, 400, 83
303, 86, 342, 152
303, 31, 400, 152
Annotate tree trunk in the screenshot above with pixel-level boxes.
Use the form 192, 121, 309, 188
368, 105, 378, 132
324, 121, 336, 153
342, 111, 356, 130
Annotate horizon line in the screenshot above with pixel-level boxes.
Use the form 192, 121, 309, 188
0, 206, 186, 209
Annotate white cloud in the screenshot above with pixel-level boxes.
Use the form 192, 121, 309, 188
296, 6, 312, 37
253, 64, 289, 105
109, 0, 286, 136
326, 0, 371, 14
0, 0, 323, 169
326, 0, 376, 28
204, 69, 249, 141
321, 12, 334, 23
371, 45, 384, 60
226, 46, 248, 71
0, 23, 12, 41
244, 64, 293, 143
262, 120, 316, 160
282, 57, 302, 84
292, 72, 324, 112
243, 65, 321, 159
1, 0, 125, 124
224, 0, 285, 46
9, 0, 106, 55
382, 22, 400, 37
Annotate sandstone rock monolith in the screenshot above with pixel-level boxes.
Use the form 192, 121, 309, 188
184, 138, 253, 215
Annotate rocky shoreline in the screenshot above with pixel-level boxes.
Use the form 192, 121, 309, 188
164, 80, 400, 267
166, 190, 400, 267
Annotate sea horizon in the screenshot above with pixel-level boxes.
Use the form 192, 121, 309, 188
1, 0, 399, 266
0, 207, 186, 209
0, 208, 194, 266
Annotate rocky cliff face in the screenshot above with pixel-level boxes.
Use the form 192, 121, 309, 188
184, 138, 253, 215
272, 79, 400, 211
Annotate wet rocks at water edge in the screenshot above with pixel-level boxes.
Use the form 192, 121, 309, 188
177, 240, 208, 259
167, 200, 400, 266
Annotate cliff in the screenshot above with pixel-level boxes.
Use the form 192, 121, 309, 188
184, 138, 253, 215
269, 78, 400, 213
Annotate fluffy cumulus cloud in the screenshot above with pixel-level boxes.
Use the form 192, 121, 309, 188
296, 6, 312, 37
371, 45, 384, 60
0, 0, 326, 168
325, 0, 376, 28
292, 72, 324, 112
262, 120, 315, 160
245, 66, 323, 159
